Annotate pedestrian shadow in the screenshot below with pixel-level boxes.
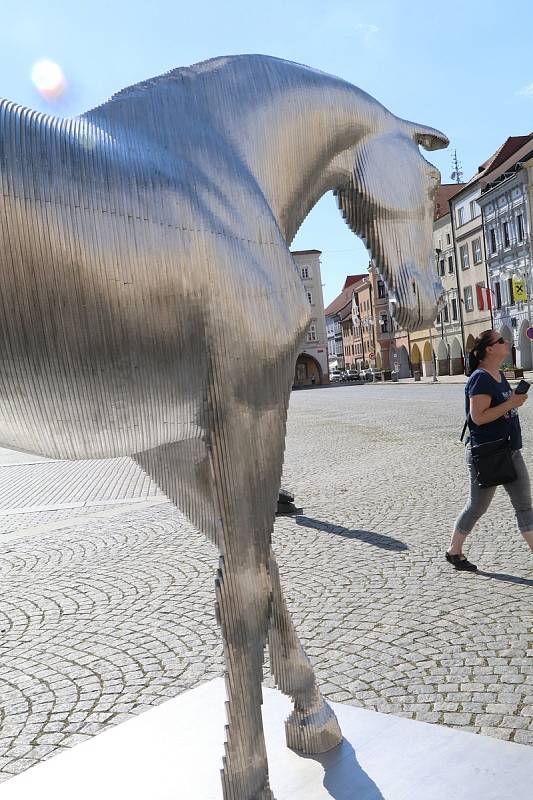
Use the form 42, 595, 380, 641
477, 570, 533, 587
296, 516, 408, 552
300, 738, 385, 799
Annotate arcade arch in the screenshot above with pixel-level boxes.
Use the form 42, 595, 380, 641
436, 337, 449, 376
294, 353, 323, 387
450, 337, 464, 375
422, 340, 435, 377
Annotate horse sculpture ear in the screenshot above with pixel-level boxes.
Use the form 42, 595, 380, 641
411, 124, 449, 152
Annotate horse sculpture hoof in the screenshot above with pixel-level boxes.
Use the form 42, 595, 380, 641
285, 701, 342, 754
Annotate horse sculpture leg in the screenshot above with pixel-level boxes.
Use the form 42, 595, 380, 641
209, 402, 288, 800
268, 550, 342, 753
135, 388, 340, 797
216, 549, 274, 800
135, 409, 279, 799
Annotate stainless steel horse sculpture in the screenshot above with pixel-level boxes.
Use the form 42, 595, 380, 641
0, 55, 447, 798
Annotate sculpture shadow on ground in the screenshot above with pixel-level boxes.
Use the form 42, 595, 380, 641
476, 570, 533, 587
299, 738, 385, 800
296, 516, 408, 552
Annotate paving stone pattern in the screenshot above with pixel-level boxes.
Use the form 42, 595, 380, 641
0, 384, 532, 782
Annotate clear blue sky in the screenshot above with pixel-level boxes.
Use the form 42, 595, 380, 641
2, 0, 533, 305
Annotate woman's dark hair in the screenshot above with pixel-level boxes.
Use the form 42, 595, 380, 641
466, 329, 497, 375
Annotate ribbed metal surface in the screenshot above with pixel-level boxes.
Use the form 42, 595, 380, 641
0, 55, 447, 798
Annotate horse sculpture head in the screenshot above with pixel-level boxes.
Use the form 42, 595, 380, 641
335, 120, 448, 330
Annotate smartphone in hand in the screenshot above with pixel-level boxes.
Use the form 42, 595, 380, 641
515, 379, 531, 395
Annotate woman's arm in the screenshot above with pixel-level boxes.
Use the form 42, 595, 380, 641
470, 392, 527, 426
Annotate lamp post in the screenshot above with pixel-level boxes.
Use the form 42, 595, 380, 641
431, 247, 442, 383
429, 326, 438, 382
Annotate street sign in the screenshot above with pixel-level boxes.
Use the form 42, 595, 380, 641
527, 326, 533, 341
368, 352, 375, 359
512, 277, 527, 302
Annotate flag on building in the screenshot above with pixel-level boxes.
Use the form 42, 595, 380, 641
476, 285, 492, 311
512, 277, 527, 302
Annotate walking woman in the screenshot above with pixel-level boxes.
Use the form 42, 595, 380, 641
447, 330, 533, 571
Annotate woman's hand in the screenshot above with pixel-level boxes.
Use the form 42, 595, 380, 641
508, 390, 528, 409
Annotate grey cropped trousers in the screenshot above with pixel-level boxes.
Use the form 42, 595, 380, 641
455, 447, 533, 536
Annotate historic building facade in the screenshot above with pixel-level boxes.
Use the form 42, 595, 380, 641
326, 265, 411, 377
409, 184, 464, 377
292, 249, 329, 386
434, 184, 464, 375
449, 180, 492, 356
477, 136, 533, 370
324, 273, 367, 371
352, 274, 374, 371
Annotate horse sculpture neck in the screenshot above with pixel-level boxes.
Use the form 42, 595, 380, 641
85, 54, 394, 244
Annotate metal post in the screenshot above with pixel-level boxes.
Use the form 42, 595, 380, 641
429, 326, 438, 382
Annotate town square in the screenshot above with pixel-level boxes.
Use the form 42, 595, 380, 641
1, 1, 533, 798
1, 380, 532, 794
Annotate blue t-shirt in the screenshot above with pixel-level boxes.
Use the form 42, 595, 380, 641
465, 368, 522, 450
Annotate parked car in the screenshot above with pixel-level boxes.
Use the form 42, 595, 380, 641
330, 370, 343, 382
359, 368, 382, 381
342, 370, 361, 382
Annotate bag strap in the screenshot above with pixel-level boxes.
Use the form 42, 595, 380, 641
460, 373, 472, 442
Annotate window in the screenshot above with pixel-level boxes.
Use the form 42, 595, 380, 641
443, 304, 449, 323
377, 280, 386, 299
489, 228, 497, 254
476, 282, 486, 310
508, 277, 515, 306
380, 313, 388, 333
469, 200, 478, 219
451, 298, 458, 320
446, 233, 451, 245
457, 207, 464, 226
503, 221, 510, 248
459, 243, 470, 269
517, 213, 524, 242
307, 324, 317, 342
439, 259, 445, 276
495, 281, 502, 309
471, 238, 482, 264
307, 290, 313, 304
463, 285, 474, 311
447, 256, 454, 274
301, 266, 310, 279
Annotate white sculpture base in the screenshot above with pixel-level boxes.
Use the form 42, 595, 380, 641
2, 678, 532, 799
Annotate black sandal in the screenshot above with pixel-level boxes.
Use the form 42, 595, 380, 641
445, 552, 478, 572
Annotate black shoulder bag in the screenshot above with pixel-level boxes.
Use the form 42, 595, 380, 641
460, 417, 517, 488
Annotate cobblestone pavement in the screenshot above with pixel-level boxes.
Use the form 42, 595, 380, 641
0, 383, 532, 782
0, 455, 161, 515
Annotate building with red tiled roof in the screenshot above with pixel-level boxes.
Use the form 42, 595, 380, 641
325, 273, 367, 369
325, 266, 413, 376
434, 183, 463, 222
324, 274, 367, 317
448, 135, 533, 362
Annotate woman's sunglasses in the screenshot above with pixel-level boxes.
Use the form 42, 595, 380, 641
492, 337, 506, 345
